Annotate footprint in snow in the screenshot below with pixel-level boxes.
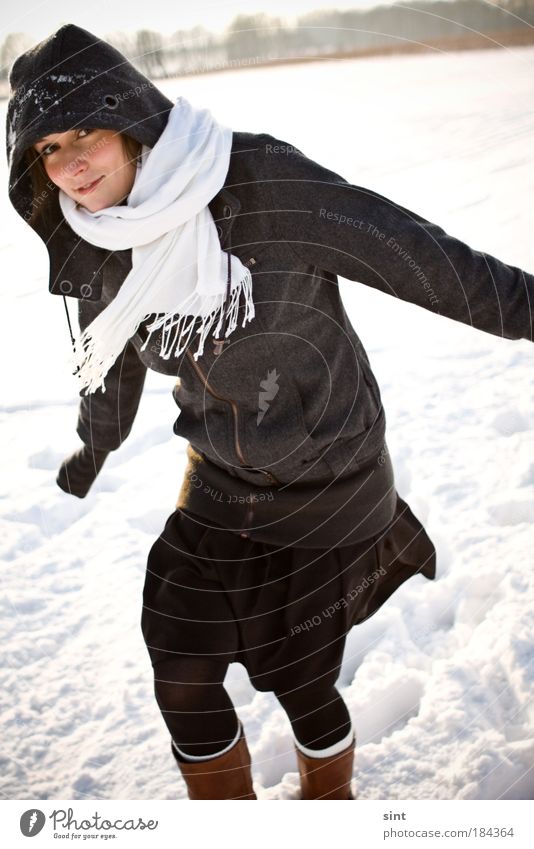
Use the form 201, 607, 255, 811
486, 500, 534, 526
519, 464, 534, 487
27, 449, 65, 470
491, 408, 531, 437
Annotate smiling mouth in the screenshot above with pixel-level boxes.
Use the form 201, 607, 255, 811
77, 176, 104, 194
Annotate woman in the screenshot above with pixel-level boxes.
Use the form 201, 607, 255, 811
7, 24, 533, 801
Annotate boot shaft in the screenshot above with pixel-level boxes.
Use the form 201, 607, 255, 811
172, 723, 257, 800
295, 736, 356, 800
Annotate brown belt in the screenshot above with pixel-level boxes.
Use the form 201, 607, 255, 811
176, 443, 397, 549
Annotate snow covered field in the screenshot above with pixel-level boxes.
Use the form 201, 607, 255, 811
1, 45, 533, 800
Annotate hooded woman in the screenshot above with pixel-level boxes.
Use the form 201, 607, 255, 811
6, 24, 533, 800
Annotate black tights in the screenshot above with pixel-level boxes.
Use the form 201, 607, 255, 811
153, 656, 352, 757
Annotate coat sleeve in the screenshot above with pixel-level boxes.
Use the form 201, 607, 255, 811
75, 298, 148, 451
259, 132, 534, 342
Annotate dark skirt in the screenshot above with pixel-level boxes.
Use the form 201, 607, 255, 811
141, 491, 436, 693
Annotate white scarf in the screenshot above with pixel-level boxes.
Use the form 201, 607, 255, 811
59, 96, 254, 395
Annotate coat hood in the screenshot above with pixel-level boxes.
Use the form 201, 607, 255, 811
5, 23, 174, 300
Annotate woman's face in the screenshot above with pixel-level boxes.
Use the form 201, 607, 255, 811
32, 128, 137, 211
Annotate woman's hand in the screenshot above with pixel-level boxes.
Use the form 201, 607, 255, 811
56, 445, 110, 498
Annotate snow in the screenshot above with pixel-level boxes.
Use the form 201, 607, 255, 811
1, 46, 533, 801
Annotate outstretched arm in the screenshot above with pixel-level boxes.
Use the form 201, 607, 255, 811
75, 337, 147, 452
56, 298, 147, 497
259, 133, 533, 342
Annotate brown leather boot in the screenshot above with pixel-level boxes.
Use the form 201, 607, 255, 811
172, 723, 257, 799
294, 734, 356, 799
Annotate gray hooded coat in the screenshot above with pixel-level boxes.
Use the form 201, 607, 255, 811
6, 24, 533, 550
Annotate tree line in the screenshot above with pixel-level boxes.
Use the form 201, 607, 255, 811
2, 0, 533, 87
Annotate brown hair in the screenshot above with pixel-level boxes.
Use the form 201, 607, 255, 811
22, 132, 142, 229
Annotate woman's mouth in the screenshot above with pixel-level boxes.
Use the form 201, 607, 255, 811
77, 176, 104, 195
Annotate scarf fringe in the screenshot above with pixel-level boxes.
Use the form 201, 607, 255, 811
71, 266, 254, 395
142, 265, 254, 362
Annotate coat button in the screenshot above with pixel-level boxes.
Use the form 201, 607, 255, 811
223, 204, 232, 219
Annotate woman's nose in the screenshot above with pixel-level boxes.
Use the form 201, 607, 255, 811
64, 153, 89, 181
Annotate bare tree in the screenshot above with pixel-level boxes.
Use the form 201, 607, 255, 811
226, 14, 282, 62
0, 32, 34, 83
135, 29, 166, 77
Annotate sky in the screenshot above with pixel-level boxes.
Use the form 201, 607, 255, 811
1, 0, 395, 41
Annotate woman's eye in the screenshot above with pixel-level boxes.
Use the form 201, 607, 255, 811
40, 129, 94, 156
